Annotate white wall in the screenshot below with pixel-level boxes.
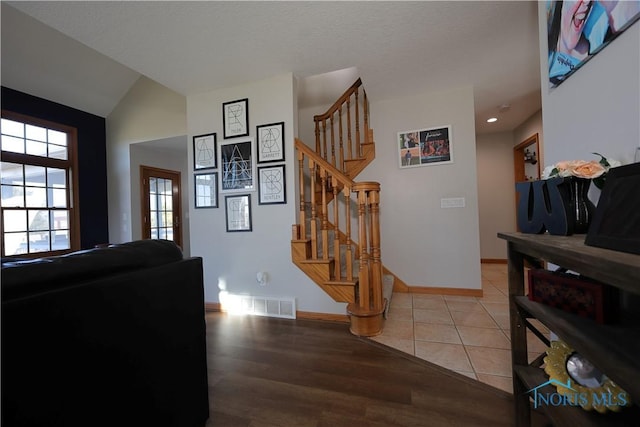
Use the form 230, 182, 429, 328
475, 110, 543, 261
476, 132, 517, 260
106, 76, 187, 243
130, 141, 191, 257
187, 73, 345, 314
539, 3, 640, 168
358, 86, 482, 289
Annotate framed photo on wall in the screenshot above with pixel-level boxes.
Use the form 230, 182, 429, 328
193, 133, 217, 170
398, 125, 452, 169
258, 164, 286, 205
256, 122, 285, 163
194, 172, 218, 208
225, 194, 252, 232
222, 98, 249, 139
220, 139, 255, 193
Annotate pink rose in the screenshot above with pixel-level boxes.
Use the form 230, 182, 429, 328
572, 160, 606, 179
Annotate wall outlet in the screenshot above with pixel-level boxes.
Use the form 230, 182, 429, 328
440, 197, 465, 208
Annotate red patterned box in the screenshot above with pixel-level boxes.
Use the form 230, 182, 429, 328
527, 269, 617, 324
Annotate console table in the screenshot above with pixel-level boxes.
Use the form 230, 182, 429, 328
498, 232, 640, 426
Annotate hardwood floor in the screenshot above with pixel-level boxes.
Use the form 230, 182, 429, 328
204, 312, 545, 427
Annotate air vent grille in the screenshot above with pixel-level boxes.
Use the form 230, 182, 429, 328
222, 293, 296, 319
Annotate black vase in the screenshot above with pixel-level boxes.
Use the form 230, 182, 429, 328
566, 177, 596, 234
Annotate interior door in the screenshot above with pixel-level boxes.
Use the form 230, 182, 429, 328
140, 165, 182, 248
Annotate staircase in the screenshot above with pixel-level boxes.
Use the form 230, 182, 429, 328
291, 78, 392, 336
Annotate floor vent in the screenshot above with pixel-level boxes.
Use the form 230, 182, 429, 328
222, 293, 297, 319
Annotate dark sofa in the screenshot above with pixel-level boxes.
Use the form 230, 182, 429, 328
1, 240, 209, 427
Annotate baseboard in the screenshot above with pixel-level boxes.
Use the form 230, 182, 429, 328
481, 258, 507, 264
408, 286, 483, 297
297, 311, 350, 323
205, 302, 222, 312
205, 303, 349, 323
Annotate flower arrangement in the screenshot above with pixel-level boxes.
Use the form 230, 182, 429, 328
542, 153, 621, 189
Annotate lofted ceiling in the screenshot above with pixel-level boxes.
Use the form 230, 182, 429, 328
2, 1, 542, 135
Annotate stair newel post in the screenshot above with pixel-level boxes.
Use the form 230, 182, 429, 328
355, 89, 361, 157
320, 168, 329, 261
309, 159, 318, 259
298, 149, 306, 240
354, 184, 370, 310
332, 176, 341, 280
368, 185, 383, 311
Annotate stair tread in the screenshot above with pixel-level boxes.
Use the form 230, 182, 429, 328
344, 157, 368, 163
298, 257, 334, 264
324, 279, 357, 286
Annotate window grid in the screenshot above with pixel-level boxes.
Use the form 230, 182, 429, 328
149, 177, 174, 241
1, 113, 76, 257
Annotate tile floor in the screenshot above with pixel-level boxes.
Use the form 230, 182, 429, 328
370, 263, 550, 394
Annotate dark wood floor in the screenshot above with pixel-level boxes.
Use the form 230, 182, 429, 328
204, 312, 547, 427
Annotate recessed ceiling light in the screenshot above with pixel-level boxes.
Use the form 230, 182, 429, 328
487, 117, 498, 123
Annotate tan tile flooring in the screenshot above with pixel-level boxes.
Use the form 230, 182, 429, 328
371, 263, 550, 394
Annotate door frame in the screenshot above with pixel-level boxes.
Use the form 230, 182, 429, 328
140, 165, 182, 247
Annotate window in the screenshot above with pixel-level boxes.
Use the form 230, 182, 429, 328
1, 111, 79, 257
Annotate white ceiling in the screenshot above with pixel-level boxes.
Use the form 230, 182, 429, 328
2, 1, 542, 135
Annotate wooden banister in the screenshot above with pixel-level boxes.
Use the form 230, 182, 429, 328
313, 79, 370, 173
313, 78, 363, 122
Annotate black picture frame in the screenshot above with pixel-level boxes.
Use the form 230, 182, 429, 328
220, 139, 254, 193
256, 121, 285, 163
193, 133, 217, 170
194, 172, 218, 208
222, 98, 249, 139
225, 194, 252, 232
585, 163, 640, 255
258, 164, 286, 205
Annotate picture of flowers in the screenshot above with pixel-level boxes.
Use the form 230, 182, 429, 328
398, 125, 452, 169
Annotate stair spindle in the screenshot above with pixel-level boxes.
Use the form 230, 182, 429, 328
320, 168, 329, 260
330, 114, 336, 168
355, 90, 361, 157
344, 186, 353, 282
298, 151, 306, 239
322, 120, 328, 162
310, 160, 318, 259
332, 176, 341, 280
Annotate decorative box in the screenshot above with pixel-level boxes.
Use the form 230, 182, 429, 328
527, 269, 617, 324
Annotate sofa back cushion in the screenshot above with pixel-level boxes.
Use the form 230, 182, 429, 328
1, 239, 183, 300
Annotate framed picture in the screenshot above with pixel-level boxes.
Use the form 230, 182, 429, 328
585, 163, 640, 255
398, 125, 452, 169
193, 133, 217, 170
223, 98, 249, 139
547, 1, 640, 88
258, 164, 286, 205
194, 172, 218, 208
225, 194, 252, 232
220, 139, 255, 193
256, 122, 285, 163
